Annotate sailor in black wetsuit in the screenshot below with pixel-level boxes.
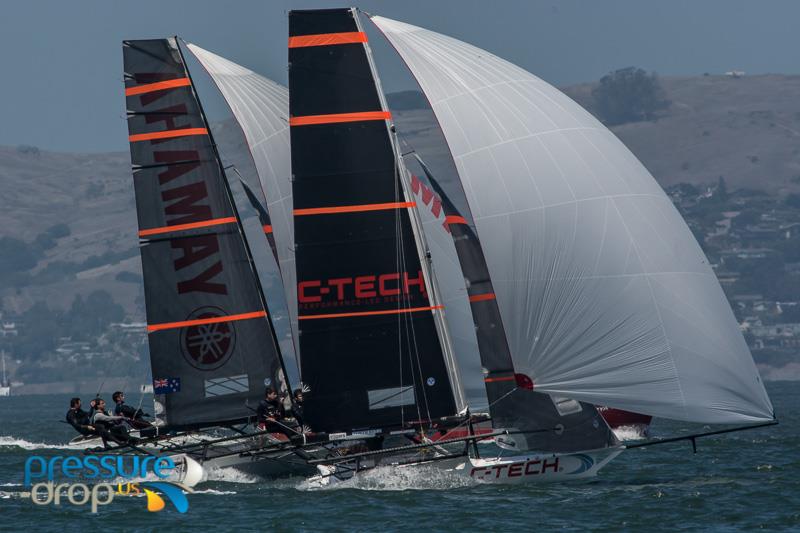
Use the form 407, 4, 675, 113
112, 391, 151, 429
66, 398, 94, 437
291, 388, 305, 428
256, 387, 288, 435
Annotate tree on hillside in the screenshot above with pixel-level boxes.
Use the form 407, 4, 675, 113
591, 67, 670, 126
0, 237, 40, 275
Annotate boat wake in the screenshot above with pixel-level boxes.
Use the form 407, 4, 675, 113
203, 465, 263, 485
611, 426, 649, 442
192, 488, 238, 495
296, 463, 476, 492
0, 435, 87, 451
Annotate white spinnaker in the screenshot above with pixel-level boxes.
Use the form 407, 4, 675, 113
371, 16, 773, 424
186, 43, 298, 332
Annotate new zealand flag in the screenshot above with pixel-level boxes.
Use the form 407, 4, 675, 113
153, 377, 181, 394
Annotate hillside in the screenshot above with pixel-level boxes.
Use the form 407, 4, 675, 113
563, 74, 800, 194
2, 74, 800, 320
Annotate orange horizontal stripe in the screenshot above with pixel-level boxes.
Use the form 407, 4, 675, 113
294, 201, 415, 216
469, 293, 496, 303
129, 127, 208, 142
139, 216, 237, 237
288, 31, 367, 48
445, 215, 469, 226
289, 111, 391, 126
125, 77, 191, 96
262, 224, 273, 234
148, 310, 266, 333
484, 375, 515, 383
299, 305, 443, 321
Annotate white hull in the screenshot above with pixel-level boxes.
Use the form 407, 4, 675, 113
306, 447, 623, 488
0, 386, 9, 397
454, 447, 624, 483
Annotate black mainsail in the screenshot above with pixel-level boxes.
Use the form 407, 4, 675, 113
123, 38, 289, 428
289, 8, 457, 433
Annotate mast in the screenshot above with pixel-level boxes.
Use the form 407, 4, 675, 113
174, 40, 295, 400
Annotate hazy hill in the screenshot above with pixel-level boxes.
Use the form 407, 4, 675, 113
563, 74, 800, 194
2, 74, 800, 318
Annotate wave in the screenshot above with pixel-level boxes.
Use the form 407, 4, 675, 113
297, 462, 476, 492
611, 426, 649, 442
0, 435, 89, 451
203, 465, 262, 484
192, 488, 237, 495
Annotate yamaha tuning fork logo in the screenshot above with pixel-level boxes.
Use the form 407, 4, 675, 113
180, 306, 236, 371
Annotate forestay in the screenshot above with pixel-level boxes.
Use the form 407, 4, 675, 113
371, 16, 774, 424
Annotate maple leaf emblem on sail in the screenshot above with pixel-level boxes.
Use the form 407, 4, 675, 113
180, 306, 237, 371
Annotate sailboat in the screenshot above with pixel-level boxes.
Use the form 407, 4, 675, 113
112, 7, 774, 487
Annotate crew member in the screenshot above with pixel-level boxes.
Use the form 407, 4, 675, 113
90, 398, 131, 447
291, 388, 305, 428
112, 391, 151, 429
256, 387, 288, 435
65, 398, 95, 437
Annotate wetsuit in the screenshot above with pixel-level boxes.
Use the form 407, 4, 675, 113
114, 401, 151, 429
256, 398, 288, 435
90, 410, 129, 445
291, 402, 305, 428
66, 407, 93, 436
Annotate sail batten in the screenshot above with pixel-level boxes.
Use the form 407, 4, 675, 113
372, 16, 773, 424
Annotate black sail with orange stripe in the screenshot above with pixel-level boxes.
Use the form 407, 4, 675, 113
123, 38, 287, 428
289, 8, 456, 432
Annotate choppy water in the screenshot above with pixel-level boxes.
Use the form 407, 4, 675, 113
0, 383, 797, 532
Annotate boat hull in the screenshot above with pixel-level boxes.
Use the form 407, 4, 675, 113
201, 448, 316, 479
455, 447, 624, 484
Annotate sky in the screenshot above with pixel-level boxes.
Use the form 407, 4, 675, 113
2, 0, 800, 152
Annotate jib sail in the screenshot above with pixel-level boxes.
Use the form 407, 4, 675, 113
288, 8, 457, 432
123, 38, 288, 428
